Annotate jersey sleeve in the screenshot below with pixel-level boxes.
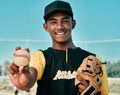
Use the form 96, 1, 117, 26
96, 55, 109, 95
29, 50, 46, 80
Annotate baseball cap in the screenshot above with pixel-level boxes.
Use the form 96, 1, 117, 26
44, 0, 73, 22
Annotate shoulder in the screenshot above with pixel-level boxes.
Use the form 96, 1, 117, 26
80, 48, 102, 62
76, 47, 96, 57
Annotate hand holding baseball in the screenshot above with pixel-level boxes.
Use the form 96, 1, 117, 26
13, 47, 30, 66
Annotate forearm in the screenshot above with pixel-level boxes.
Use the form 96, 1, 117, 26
26, 67, 37, 89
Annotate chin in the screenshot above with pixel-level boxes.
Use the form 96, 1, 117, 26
57, 40, 68, 44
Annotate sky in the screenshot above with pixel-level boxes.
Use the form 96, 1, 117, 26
0, 0, 120, 64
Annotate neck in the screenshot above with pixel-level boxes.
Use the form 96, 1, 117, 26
52, 39, 76, 50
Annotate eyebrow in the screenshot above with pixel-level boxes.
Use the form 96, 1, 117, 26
48, 16, 71, 21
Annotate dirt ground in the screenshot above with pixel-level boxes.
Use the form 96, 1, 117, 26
108, 78, 120, 93
0, 76, 120, 95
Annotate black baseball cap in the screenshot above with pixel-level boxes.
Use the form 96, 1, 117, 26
44, 0, 73, 22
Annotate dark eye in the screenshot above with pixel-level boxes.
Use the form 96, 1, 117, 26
49, 21, 56, 24
63, 19, 69, 23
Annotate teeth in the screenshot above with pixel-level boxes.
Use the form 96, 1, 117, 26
55, 31, 65, 35
57, 32, 64, 34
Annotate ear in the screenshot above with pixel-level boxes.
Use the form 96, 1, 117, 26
43, 23, 48, 32
72, 20, 76, 29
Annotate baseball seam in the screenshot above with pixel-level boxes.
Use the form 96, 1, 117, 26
13, 53, 30, 61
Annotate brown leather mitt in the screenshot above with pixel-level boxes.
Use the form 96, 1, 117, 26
75, 55, 102, 95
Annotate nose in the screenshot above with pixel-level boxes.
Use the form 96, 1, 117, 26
56, 21, 63, 30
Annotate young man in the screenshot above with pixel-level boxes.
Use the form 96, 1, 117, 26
8, 1, 109, 95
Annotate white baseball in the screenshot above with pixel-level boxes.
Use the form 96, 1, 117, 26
13, 49, 30, 66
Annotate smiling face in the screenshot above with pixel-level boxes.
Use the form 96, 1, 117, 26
44, 12, 76, 48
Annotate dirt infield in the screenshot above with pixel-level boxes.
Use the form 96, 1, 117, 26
0, 76, 120, 95
108, 78, 120, 93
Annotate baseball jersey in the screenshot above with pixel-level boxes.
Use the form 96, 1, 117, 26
29, 47, 109, 95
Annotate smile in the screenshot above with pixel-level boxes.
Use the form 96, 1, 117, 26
55, 31, 66, 35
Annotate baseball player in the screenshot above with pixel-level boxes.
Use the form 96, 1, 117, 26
8, 1, 109, 95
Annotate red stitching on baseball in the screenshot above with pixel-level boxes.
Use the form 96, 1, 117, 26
13, 53, 30, 61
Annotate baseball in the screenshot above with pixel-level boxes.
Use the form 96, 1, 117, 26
13, 49, 30, 66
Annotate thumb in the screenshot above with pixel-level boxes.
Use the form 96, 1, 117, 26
19, 66, 24, 74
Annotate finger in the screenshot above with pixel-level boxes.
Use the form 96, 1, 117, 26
23, 65, 29, 74
77, 74, 83, 81
78, 83, 86, 91
25, 48, 30, 53
19, 65, 29, 74
16, 46, 21, 51
19, 66, 24, 74
8, 63, 19, 75
78, 88, 83, 93
77, 75, 88, 87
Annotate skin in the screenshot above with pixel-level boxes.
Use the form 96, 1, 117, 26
8, 13, 88, 92
43, 13, 76, 50
8, 46, 37, 90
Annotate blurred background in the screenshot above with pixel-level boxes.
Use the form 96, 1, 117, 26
0, 0, 120, 95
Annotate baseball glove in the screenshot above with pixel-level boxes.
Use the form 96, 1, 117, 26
75, 55, 102, 95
